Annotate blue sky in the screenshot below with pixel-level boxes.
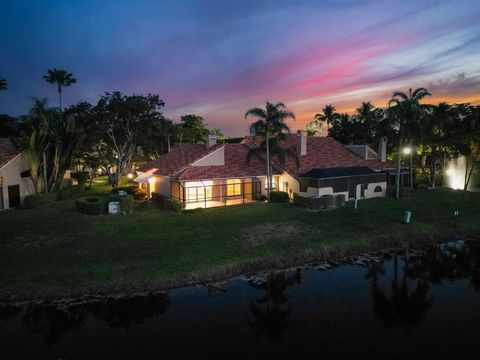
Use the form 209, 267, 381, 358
1, 0, 479, 136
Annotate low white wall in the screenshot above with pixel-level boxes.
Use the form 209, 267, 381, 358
0, 154, 35, 209
364, 181, 387, 199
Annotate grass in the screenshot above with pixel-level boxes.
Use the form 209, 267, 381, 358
0, 188, 479, 300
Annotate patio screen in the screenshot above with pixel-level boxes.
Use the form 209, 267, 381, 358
171, 177, 262, 209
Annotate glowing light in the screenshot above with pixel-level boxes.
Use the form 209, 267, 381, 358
402, 147, 412, 155
127, 173, 134, 179
445, 157, 466, 190
148, 177, 155, 184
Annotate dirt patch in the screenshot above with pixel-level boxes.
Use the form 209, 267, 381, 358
241, 221, 310, 246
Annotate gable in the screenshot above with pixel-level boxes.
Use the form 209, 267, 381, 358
191, 146, 225, 166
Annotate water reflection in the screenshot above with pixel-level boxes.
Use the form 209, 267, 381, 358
367, 255, 433, 334
10, 292, 171, 346
247, 269, 303, 339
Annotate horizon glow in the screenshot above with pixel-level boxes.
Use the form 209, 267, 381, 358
0, 0, 479, 136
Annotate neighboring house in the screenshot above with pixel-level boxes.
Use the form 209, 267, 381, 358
0, 138, 34, 210
136, 132, 403, 209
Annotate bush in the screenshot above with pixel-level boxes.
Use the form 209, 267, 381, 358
132, 188, 148, 200
318, 195, 334, 209
293, 193, 308, 208
75, 196, 106, 215
72, 171, 88, 188
57, 186, 86, 200
269, 191, 289, 203
260, 195, 268, 202
119, 195, 134, 214
151, 192, 183, 212
23, 192, 57, 209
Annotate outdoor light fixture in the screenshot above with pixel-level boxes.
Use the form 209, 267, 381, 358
148, 177, 155, 184
402, 147, 412, 155
127, 173, 134, 179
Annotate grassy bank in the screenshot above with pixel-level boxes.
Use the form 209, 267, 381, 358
0, 188, 479, 300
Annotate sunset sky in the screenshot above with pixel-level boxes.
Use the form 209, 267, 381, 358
1, 0, 479, 136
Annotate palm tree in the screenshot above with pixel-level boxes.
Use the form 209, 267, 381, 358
314, 104, 339, 136
388, 88, 431, 199
0, 77, 7, 91
354, 102, 383, 145
43, 68, 76, 112
245, 102, 295, 201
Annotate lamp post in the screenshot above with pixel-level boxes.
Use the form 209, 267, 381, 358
402, 146, 413, 191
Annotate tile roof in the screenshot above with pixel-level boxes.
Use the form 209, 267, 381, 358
140, 135, 394, 181
175, 144, 280, 180
0, 138, 21, 170
244, 134, 390, 175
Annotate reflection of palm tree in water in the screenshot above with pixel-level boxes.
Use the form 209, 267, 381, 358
367, 255, 433, 335
248, 269, 302, 339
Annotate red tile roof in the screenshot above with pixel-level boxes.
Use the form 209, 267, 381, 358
244, 135, 389, 175
140, 135, 392, 181
175, 144, 281, 180
0, 138, 20, 170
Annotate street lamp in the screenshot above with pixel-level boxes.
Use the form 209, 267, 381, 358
402, 146, 414, 191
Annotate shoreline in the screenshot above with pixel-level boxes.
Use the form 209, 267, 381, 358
1, 231, 474, 306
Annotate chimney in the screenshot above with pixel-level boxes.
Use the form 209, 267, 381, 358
377, 136, 387, 162
206, 134, 217, 148
296, 130, 307, 156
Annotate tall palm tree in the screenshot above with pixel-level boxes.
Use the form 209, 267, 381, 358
354, 102, 383, 145
245, 102, 295, 201
314, 104, 339, 136
388, 88, 431, 199
0, 77, 7, 91
43, 68, 76, 112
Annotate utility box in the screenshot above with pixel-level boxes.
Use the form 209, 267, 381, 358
403, 210, 412, 224
108, 201, 121, 215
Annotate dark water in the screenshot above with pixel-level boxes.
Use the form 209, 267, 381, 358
2, 240, 480, 360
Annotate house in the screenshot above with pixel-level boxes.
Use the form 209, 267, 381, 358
0, 138, 35, 209
136, 132, 401, 209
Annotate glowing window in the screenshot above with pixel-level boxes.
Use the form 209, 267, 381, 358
227, 179, 242, 196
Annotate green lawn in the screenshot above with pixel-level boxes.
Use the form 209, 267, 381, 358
0, 188, 479, 300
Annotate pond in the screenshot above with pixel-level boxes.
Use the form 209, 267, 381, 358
1, 240, 480, 359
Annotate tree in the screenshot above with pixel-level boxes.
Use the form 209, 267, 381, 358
178, 114, 208, 144
353, 102, 383, 145
305, 119, 323, 136
43, 68, 77, 112
245, 102, 295, 201
94, 92, 167, 188
209, 128, 225, 142
387, 88, 431, 199
314, 104, 339, 136
0, 77, 7, 91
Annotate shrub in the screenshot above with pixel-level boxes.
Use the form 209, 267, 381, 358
23, 192, 57, 209
132, 188, 148, 200
293, 193, 308, 208
57, 186, 86, 200
151, 192, 183, 212
334, 194, 346, 206
75, 196, 106, 215
260, 195, 268, 202
269, 191, 289, 203
72, 171, 88, 188
119, 195, 134, 214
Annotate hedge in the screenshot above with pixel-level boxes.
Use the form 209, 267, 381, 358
151, 192, 183, 212
57, 186, 87, 200
132, 188, 148, 200
119, 195, 134, 214
270, 191, 290, 203
23, 192, 57, 209
75, 196, 107, 215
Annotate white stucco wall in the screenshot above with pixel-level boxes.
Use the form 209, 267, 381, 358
0, 154, 35, 209
364, 181, 387, 199
152, 175, 170, 197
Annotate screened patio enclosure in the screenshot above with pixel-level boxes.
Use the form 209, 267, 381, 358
171, 177, 262, 209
